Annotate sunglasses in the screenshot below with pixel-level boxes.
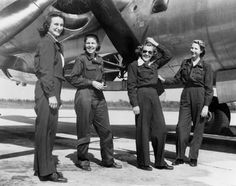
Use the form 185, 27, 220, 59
142, 50, 153, 55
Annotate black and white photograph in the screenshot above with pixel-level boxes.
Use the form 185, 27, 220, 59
0, 0, 236, 185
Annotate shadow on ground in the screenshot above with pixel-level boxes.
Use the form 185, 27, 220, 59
0, 114, 236, 163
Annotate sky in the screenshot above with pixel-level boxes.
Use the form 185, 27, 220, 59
0, 78, 182, 102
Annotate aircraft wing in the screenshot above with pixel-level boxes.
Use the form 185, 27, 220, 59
87, 0, 140, 70
0, 0, 169, 86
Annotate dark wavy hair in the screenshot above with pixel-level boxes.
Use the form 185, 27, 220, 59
83, 34, 101, 51
38, 11, 65, 37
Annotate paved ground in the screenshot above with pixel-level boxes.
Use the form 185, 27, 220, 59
0, 108, 236, 186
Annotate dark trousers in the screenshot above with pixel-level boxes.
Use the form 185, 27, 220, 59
176, 87, 206, 160
136, 87, 167, 167
75, 89, 114, 165
34, 83, 58, 176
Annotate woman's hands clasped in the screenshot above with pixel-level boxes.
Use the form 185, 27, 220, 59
92, 81, 106, 90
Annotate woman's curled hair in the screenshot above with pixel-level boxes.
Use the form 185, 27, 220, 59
38, 11, 65, 37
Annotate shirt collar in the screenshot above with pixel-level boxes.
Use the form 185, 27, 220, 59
137, 57, 145, 66
47, 32, 58, 43
196, 59, 204, 67
85, 52, 97, 60
191, 58, 204, 67
137, 57, 155, 67
46, 33, 63, 54
84, 52, 101, 65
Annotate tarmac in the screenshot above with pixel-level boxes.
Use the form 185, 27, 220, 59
0, 108, 236, 186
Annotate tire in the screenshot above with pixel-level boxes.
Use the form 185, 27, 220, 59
204, 97, 230, 134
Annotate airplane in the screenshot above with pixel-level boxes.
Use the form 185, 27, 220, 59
0, 0, 236, 136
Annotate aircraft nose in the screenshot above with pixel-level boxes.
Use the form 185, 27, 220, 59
152, 0, 169, 14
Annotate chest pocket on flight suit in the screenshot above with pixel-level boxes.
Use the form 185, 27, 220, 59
192, 66, 204, 81
85, 64, 102, 81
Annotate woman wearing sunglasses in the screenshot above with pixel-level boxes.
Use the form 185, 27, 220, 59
127, 37, 173, 171
159, 40, 213, 167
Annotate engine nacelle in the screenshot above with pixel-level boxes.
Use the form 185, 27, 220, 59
216, 69, 236, 103
0, 0, 55, 46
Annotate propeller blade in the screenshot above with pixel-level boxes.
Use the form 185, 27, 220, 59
88, 0, 140, 67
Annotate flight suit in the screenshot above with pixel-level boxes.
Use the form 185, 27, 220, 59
127, 44, 172, 167
34, 34, 65, 177
69, 53, 114, 166
165, 58, 213, 160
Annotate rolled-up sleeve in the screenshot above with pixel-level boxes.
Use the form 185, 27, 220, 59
156, 44, 172, 68
127, 62, 138, 107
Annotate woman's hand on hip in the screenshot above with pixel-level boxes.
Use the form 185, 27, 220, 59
132, 106, 140, 115
201, 105, 209, 118
49, 96, 58, 109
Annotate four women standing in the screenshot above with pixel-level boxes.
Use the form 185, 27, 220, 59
34, 11, 213, 180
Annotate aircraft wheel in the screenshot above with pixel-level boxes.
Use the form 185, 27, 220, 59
204, 97, 230, 134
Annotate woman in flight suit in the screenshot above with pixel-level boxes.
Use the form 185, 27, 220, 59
127, 37, 173, 171
68, 34, 122, 171
34, 12, 67, 182
159, 40, 213, 167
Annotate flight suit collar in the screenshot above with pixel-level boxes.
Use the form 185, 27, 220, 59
84, 52, 102, 65
190, 58, 204, 68
46, 33, 63, 54
137, 57, 155, 67
47, 32, 58, 43
186, 58, 204, 68
137, 57, 145, 66
195, 59, 204, 67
